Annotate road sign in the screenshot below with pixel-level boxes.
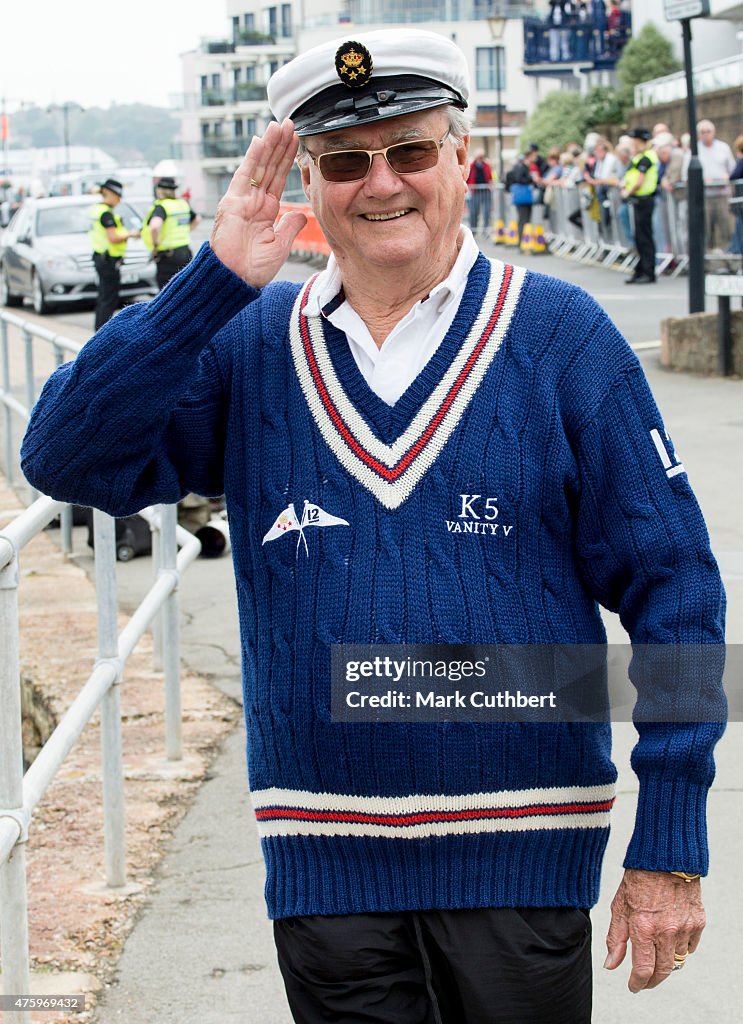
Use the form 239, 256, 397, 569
706, 276, 743, 297
663, 0, 710, 20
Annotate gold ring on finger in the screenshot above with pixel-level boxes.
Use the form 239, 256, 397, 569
249, 178, 261, 188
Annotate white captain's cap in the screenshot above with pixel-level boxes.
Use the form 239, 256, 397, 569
267, 29, 469, 137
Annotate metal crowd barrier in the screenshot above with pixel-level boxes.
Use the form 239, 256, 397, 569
537, 181, 740, 277
0, 309, 202, 1021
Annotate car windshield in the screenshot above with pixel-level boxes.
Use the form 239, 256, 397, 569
36, 206, 92, 236
35, 202, 143, 237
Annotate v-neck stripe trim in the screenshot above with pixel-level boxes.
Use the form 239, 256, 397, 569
289, 259, 526, 509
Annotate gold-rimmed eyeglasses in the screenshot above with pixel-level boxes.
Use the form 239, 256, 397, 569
306, 131, 451, 183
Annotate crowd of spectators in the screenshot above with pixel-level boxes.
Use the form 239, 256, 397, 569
525, 0, 632, 64
495, 120, 743, 259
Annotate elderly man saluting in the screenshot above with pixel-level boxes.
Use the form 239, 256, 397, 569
21, 31, 725, 1024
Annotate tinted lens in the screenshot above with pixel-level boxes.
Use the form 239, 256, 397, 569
386, 140, 440, 174
319, 151, 372, 183
317, 138, 442, 183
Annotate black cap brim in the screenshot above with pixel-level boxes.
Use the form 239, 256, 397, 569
292, 74, 466, 136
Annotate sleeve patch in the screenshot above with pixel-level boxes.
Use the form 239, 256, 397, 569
650, 428, 685, 478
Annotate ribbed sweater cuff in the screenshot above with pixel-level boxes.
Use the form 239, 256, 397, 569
624, 775, 710, 874
140, 241, 260, 341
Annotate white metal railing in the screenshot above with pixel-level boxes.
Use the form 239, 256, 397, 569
0, 311, 202, 1022
483, 180, 742, 277
634, 54, 743, 108
1, 310, 84, 551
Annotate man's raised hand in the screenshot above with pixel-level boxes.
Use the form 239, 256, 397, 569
210, 119, 308, 288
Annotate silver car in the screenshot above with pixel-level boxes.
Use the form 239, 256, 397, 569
0, 194, 157, 315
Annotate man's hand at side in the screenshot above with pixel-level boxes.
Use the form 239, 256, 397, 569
604, 869, 705, 992
210, 118, 308, 289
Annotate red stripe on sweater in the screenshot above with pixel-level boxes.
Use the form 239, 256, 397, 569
256, 798, 614, 827
298, 263, 514, 481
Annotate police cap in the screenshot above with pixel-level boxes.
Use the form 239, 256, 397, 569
627, 128, 651, 141
99, 178, 123, 197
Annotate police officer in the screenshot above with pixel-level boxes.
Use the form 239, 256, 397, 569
621, 127, 659, 284
142, 177, 200, 290
89, 179, 140, 329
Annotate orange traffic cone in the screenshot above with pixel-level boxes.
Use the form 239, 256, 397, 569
493, 218, 506, 245
520, 222, 533, 253
505, 220, 519, 247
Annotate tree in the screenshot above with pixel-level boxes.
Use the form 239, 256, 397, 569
584, 85, 625, 127
8, 104, 179, 166
615, 23, 681, 111
520, 91, 591, 154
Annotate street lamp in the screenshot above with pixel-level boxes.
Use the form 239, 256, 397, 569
47, 102, 84, 173
487, 16, 507, 221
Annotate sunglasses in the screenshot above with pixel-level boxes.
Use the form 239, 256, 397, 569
307, 131, 451, 183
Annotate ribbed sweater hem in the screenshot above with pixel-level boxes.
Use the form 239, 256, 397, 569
262, 828, 611, 919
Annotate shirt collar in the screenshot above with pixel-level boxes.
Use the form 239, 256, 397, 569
304, 225, 480, 318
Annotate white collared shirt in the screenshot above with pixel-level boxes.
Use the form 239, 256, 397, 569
303, 226, 480, 406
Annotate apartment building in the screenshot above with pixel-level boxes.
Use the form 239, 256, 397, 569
177, 0, 564, 213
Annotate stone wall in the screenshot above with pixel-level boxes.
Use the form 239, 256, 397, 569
660, 307, 743, 375
626, 87, 741, 148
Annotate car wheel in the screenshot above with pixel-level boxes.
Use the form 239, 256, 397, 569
31, 271, 51, 315
0, 266, 24, 307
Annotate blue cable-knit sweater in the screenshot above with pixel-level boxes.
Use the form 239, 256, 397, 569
21, 243, 726, 919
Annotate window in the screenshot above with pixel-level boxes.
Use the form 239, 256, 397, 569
475, 47, 505, 91
281, 3, 292, 36
211, 73, 221, 90
247, 118, 257, 136
266, 6, 278, 36
246, 65, 256, 81
234, 119, 244, 136
232, 15, 240, 40
244, 12, 255, 28
269, 60, 279, 76
234, 67, 242, 83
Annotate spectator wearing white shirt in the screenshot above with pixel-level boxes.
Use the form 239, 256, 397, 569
584, 138, 620, 238
683, 119, 736, 251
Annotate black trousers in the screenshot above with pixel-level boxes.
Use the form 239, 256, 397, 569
515, 205, 532, 243
631, 195, 656, 280
93, 252, 121, 330
274, 907, 592, 1024
155, 246, 192, 290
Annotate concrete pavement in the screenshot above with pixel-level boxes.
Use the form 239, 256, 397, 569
56, 243, 742, 1023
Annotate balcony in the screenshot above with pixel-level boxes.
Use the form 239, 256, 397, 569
234, 29, 277, 45
202, 39, 235, 54
347, 0, 535, 24
199, 84, 269, 107
201, 139, 249, 159
523, 14, 631, 75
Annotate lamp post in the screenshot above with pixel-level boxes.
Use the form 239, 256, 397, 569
487, 16, 507, 221
661, 0, 710, 313
47, 102, 84, 173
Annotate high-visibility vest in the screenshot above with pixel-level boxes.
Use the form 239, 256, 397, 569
624, 149, 659, 197
142, 198, 191, 251
89, 203, 127, 257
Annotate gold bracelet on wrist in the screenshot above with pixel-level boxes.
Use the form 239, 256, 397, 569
669, 871, 702, 882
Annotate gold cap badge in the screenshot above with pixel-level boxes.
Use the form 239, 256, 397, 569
334, 41, 373, 89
